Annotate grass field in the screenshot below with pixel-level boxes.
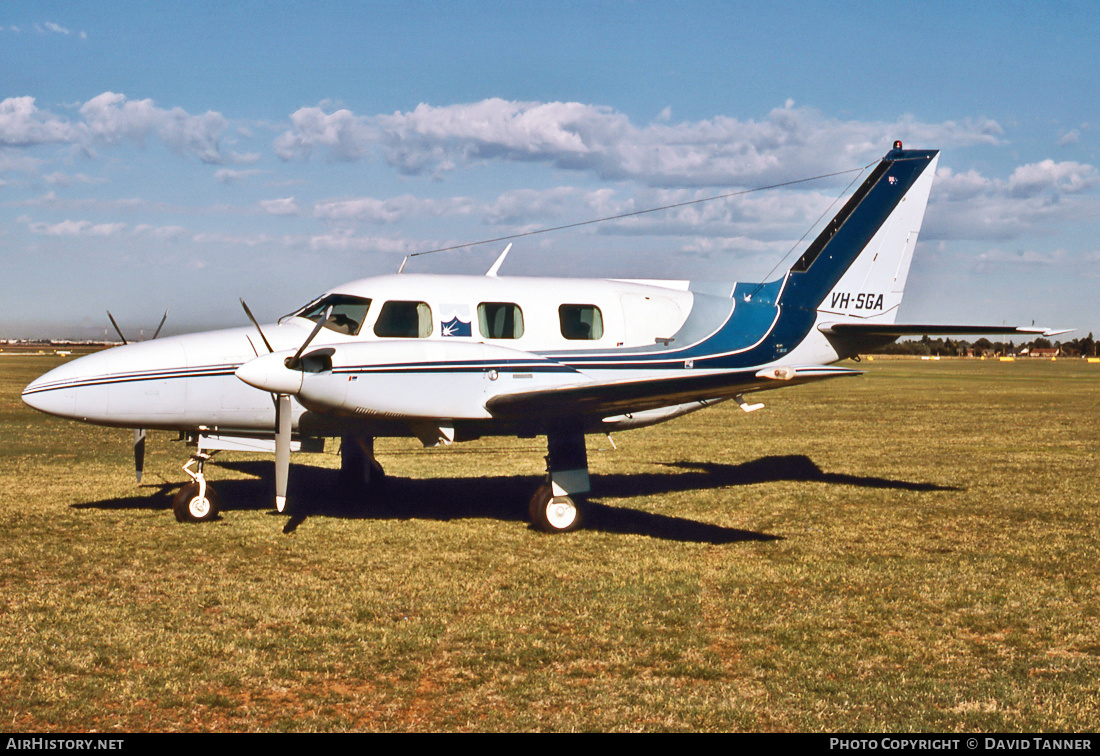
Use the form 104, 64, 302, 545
1, 354, 1097, 732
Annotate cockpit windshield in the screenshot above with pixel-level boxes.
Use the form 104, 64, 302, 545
286, 294, 371, 336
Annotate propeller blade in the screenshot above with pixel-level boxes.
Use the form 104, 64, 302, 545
151, 309, 169, 340
106, 311, 128, 345
240, 299, 274, 353
287, 304, 333, 370
275, 394, 292, 512
133, 428, 146, 483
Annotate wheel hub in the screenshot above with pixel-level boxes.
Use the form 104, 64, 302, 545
547, 497, 577, 529
189, 496, 210, 519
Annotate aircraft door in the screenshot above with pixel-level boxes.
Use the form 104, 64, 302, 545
619, 293, 688, 348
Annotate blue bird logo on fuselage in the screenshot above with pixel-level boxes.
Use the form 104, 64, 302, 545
441, 317, 472, 337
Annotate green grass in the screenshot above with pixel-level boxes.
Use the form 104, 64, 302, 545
1, 354, 1097, 731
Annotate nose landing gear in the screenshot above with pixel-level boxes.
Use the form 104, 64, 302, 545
173, 451, 220, 523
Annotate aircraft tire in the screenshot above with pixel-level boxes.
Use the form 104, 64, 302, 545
529, 483, 583, 533
173, 481, 221, 523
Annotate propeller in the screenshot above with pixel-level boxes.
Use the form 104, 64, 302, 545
107, 311, 129, 345
133, 429, 146, 483
240, 299, 274, 353
151, 309, 169, 340
239, 300, 332, 513
108, 309, 169, 482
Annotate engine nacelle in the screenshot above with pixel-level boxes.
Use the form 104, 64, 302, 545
238, 340, 587, 420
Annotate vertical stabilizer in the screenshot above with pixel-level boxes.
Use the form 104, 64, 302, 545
779, 145, 939, 325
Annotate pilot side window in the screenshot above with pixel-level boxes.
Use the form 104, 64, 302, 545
478, 302, 524, 339
291, 294, 371, 336
374, 301, 433, 338
559, 304, 603, 340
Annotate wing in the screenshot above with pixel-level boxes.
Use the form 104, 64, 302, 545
485, 364, 861, 420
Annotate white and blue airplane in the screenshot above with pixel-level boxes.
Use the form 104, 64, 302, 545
22, 143, 1066, 532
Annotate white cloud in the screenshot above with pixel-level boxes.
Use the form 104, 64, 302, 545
313, 194, 477, 224
932, 167, 992, 201
133, 224, 187, 241
216, 168, 265, 184
42, 171, 106, 187
192, 231, 278, 247
0, 149, 42, 174
228, 150, 261, 164
481, 187, 590, 226
308, 230, 418, 254
927, 161, 1100, 241
1006, 160, 1096, 197
261, 197, 301, 216
275, 98, 1007, 188
0, 93, 229, 163
274, 106, 375, 161
23, 217, 126, 237
1057, 129, 1080, 147
303, 180, 866, 255
971, 248, 1068, 274
79, 92, 227, 164
0, 97, 83, 146
18, 214, 189, 242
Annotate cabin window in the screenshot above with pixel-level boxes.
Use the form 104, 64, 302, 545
290, 294, 371, 336
478, 302, 524, 339
374, 301, 433, 338
559, 304, 603, 340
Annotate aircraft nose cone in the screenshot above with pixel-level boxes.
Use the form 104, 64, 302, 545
235, 352, 304, 395
22, 374, 77, 417
22, 360, 93, 420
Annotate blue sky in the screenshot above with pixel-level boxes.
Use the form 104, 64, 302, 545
2, 1, 1097, 339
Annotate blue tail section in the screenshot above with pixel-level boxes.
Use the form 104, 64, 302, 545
780, 146, 939, 313
692, 145, 940, 369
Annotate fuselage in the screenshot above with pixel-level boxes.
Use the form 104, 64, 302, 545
22, 272, 835, 438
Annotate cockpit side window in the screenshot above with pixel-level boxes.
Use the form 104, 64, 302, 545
290, 294, 372, 336
374, 301, 433, 338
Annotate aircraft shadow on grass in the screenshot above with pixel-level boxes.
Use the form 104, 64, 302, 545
72, 454, 959, 545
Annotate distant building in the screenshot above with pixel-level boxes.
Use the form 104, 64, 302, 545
1018, 347, 1060, 358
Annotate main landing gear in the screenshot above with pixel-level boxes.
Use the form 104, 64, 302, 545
168, 432, 592, 534
529, 432, 590, 534
174, 451, 220, 523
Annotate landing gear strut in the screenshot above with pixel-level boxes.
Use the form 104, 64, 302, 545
529, 431, 590, 533
174, 451, 220, 523
338, 435, 386, 498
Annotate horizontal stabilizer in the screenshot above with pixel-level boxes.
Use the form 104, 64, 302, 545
820, 323, 1073, 338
